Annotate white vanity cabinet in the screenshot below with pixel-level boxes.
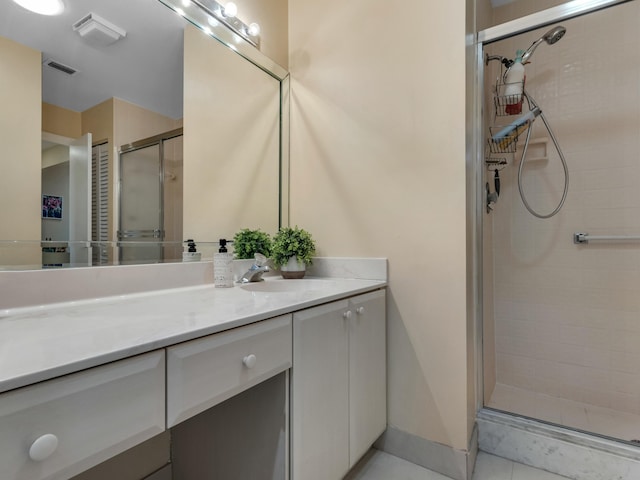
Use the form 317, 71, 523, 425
291, 289, 386, 480
0, 351, 165, 480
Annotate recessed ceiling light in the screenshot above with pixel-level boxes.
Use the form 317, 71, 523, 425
12, 0, 64, 16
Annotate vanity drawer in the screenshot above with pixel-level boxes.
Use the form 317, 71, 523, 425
167, 314, 292, 427
0, 351, 165, 480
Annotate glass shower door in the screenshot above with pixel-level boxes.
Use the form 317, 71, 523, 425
119, 143, 163, 264
481, 1, 640, 444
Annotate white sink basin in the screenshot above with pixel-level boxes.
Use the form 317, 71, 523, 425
240, 279, 330, 293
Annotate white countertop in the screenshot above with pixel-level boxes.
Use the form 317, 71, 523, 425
0, 276, 385, 394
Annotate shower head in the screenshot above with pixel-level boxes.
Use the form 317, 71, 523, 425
521, 25, 566, 63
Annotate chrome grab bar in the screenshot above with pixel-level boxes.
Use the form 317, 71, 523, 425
117, 229, 163, 239
574, 232, 640, 244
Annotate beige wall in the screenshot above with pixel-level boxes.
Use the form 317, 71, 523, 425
82, 98, 114, 145
0, 36, 41, 264
113, 98, 180, 147
42, 103, 82, 139
486, 2, 640, 415
183, 24, 280, 253
289, 0, 471, 451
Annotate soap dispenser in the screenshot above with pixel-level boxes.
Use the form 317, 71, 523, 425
214, 238, 234, 288
182, 239, 201, 262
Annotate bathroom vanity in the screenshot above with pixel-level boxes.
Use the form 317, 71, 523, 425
0, 259, 387, 480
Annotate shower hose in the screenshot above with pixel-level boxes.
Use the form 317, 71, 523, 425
518, 91, 569, 219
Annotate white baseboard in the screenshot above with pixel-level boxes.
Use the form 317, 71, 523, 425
374, 426, 477, 480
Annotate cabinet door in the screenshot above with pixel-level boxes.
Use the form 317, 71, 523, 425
292, 300, 350, 480
349, 290, 387, 468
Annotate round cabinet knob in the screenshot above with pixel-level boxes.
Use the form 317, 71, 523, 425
243, 354, 257, 369
343, 310, 352, 319
29, 434, 58, 462
356, 306, 365, 315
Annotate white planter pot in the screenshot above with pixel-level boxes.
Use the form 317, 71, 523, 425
280, 256, 306, 279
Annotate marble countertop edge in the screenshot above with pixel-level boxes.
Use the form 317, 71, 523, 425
0, 275, 386, 394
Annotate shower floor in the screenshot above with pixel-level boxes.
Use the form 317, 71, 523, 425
487, 383, 640, 444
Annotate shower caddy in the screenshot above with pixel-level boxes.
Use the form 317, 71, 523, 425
484, 55, 569, 218
484, 60, 526, 212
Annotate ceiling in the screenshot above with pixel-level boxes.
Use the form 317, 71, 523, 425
0, 0, 185, 119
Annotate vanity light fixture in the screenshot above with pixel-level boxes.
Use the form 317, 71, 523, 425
222, 2, 237, 18
12, 0, 64, 15
247, 22, 260, 37
171, 0, 260, 48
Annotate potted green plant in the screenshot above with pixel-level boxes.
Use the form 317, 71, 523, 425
232, 228, 272, 281
271, 226, 316, 279
233, 228, 272, 259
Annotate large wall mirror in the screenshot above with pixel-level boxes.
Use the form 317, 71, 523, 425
0, 0, 289, 270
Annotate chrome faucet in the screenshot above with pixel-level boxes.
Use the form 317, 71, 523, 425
239, 253, 269, 283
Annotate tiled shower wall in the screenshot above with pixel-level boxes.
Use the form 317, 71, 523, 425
486, 2, 640, 415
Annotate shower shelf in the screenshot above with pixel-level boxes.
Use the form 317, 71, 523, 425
518, 137, 548, 161
485, 156, 507, 167
493, 81, 525, 117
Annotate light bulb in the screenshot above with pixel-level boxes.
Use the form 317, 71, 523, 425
247, 22, 260, 37
181, 0, 190, 6
223, 2, 237, 18
12, 0, 64, 15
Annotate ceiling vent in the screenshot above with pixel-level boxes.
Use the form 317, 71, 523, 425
72, 13, 126, 47
43, 58, 78, 76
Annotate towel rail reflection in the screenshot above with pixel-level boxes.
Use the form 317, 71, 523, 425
574, 232, 640, 244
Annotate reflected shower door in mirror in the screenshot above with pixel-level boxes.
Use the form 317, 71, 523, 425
117, 130, 183, 265
0, 0, 289, 269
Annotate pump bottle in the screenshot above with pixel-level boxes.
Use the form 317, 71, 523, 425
214, 238, 234, 287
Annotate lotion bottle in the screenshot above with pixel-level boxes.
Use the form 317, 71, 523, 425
214, 238, 233, 288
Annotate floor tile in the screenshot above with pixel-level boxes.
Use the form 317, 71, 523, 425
471, 452, 512, 480
348, 450, 572, 480
346, 450, 452, 480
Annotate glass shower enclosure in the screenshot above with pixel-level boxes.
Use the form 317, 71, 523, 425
480, 0, 640, 445
118, 128, 183, 264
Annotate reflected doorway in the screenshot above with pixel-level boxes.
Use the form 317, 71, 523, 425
41, 132, 92, 267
